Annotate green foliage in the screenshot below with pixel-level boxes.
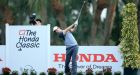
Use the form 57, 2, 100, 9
104, 72, 112, 75
30, 69, 37, 75
122, 0, 136, 4
48, 72, 56, 75
103, 68, 112, 75
11, 70, 18, 75
114, 71, 121, 75
120, 3, 140, 68
58, 71, 64, 75
85, 68, 94, 75
95, 71, 103, 75
39, 72, 46, 75
21, 69, 28, 75
0, 0, 121, 45
77, 71, 83, 75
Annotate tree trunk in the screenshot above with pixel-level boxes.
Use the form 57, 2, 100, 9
103, 0, 118, 45
0, 0, 14, 45
51, 0, 66, 28
90, 0, 109, 45
39, 0, 48, 24
91, 9, 102, 44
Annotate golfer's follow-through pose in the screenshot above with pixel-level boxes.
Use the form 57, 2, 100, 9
53, 23, 78, 75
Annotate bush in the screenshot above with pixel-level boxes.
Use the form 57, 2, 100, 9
103, 67, 112, 75
114, 71, 121, 75
21, 69, 28, 75
58, 71, 64, 75
39, 72, 46, 75
2, 67, 11, 75
11, 70, 18, 75
85, 68, 93, 75
120, 3, 140, 69
30, 69, 37, 75
47, 67, 57, 75
95, 71, 103, 75
104, 72, 112, 75
77, 71, 83, 75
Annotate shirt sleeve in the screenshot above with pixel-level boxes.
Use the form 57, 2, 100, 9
59, 31, 65, 40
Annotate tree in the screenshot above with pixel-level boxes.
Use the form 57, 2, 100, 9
0, 0, 14, 45
103, 0, 118, 45
27, 0, 48, 24
122, 0, 140, 47
120, 3, 140, 69
51, 0, 66, 28
91, 0, 118, 45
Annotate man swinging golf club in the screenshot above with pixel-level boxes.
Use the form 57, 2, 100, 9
53, 20, 78, 75
53, 1, 86, 75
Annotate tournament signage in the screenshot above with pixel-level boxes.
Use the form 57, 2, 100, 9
6, 25, 50, 74
2, 25, 123, 74
16, 29, 40, 51
50, 46, 123, 73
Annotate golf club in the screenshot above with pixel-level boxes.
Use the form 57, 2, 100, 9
74, 1, 86, 27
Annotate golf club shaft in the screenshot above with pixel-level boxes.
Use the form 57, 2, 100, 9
77, 1, 86, 20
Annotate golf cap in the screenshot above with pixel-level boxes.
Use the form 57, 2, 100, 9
53, 26, 58, 32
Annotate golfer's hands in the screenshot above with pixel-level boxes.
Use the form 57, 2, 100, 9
70, 20, 78, 32
73, 19, 78, 27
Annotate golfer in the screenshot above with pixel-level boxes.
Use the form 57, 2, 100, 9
53, 24, 78, 75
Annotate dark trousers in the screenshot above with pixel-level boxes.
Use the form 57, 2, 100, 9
65, 45, 78, 75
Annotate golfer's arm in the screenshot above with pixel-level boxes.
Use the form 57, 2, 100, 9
63, 24, 75, 34
70, 25, 77, 32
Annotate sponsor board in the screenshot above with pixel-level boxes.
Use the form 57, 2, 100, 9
6, 25, 50, 74
49, 46, 123, 74
0, 25, 123, 74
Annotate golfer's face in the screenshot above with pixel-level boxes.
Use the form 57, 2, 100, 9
55, 28, 62, 33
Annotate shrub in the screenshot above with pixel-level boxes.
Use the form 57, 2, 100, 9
39, 72, 46, 75
21, 69, 28, 75
114, 71, 121, 75
2, 67, 11, 75
58, 71, 64, 75
30, 69, 37, 75
103, 67, 112, 75
47, 67, 57, 75
120, 3, 140, 69
11, 70, 18, 75
77, 71, 83, 75
85, 68, 93, 75
95, 71, 103, 75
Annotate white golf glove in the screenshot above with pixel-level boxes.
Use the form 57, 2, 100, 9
73, 19, 78, 27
